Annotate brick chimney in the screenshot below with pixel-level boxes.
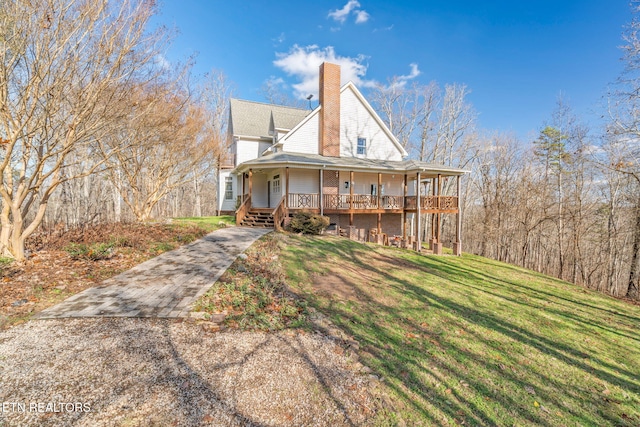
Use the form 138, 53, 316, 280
319, 62, 341, 157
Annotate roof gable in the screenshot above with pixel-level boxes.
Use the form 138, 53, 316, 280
280, 82, 408, 159
340, 82, 408, 158
229, 98, 308, 139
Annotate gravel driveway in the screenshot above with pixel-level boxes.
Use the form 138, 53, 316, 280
0, 318, 381, 426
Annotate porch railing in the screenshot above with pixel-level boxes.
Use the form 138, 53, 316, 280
283, 193, 458, 211
272, 196, 287, 231
288, 193, 320, 209
322, 194, 378, 209
235, 195, 251, 225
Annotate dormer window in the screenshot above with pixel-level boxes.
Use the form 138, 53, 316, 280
357, 137, 366, 155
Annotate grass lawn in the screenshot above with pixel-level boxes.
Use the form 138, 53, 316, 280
280, 234, 640, 426
171, 215, 235, 232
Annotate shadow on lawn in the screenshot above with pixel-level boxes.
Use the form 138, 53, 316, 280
284, 236, 640, 426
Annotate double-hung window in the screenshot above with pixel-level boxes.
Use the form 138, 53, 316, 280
273, 174, 281, 194
224, 177, 233, 200
357, 137, 366, 155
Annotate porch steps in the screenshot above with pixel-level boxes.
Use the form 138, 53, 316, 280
240, 210, 274, 228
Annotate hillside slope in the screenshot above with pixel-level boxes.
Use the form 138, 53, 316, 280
280, 234, 640, 426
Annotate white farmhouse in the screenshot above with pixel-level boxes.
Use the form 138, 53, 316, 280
218, 62, 466, 254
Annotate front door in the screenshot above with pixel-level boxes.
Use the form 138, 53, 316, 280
267, 181, 271, 207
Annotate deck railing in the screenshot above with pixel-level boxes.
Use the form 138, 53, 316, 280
405, 195, 458, 210
282, 193, 458, 212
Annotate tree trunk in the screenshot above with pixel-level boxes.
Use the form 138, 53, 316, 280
193, 176, 202, 217
626, 199, 640, 299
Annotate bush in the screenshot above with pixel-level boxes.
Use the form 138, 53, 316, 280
288, 211, 330, 235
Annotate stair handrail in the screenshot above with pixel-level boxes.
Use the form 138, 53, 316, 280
236, 195, 251, 226
271, 196, 287, 231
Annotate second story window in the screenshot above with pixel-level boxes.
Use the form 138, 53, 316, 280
357, 137, 366, 155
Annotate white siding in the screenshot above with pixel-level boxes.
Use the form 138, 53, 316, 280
339, 88, 403, 161
218, 169, 237, 212
289, 169, 319, 194
281, 113, 320, 154
236, 139, 273, 164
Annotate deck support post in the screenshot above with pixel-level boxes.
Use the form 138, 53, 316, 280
402, 174, 407, 242
248, 169, 253, 200
349, 170, 354, 226
454, 174, 462, 256
433, 174, 443, 255
377, 172, 382, 234
416, 172, 421, 252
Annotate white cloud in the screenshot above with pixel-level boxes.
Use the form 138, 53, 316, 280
380, 63, 422, 90
273, 45, 375, 99
272, 32, 285, 45
376, 24, 394, 32
328, 1, 370, 25
355, 10, 370, 24
328, 0, 360, 23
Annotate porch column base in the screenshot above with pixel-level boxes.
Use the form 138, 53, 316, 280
432, 242, 443, 255
429, 238, 436, 250
453, 242, 462, 256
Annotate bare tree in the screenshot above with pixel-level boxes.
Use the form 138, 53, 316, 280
0, 0, 166, 260
99, 77, 216, 222
606, 0, 640, 298
200, 69, 234, 216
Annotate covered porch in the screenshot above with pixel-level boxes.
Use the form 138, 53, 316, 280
233, 152, 466, 255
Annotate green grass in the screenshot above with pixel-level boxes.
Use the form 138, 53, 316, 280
172, 215, 235, 233
280, 234, 640, 426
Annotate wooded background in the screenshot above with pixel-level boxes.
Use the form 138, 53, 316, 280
1, 0, 639, 300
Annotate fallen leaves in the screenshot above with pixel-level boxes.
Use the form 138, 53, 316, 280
1, 222, 210, 329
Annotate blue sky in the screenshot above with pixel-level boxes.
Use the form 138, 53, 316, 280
153, 1, 631, 141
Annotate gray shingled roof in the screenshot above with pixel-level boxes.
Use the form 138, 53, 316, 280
233, 152, 468, 176
229, 99, 309, 139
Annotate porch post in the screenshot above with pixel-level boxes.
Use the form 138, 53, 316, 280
242, 173, 245, 199
402, 174, 407, 241
433, 174, 443, 255
319, 169, 324, 215
430, 178, 436, 247
454, 174, 462, 256
285, 167, 290, 208
248, 169, 253, 200
416, 172, 421, 252
349, 170, 354, 226
377, 172, 382, 234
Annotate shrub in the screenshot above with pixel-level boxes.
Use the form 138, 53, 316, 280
288, 211, 330, 235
